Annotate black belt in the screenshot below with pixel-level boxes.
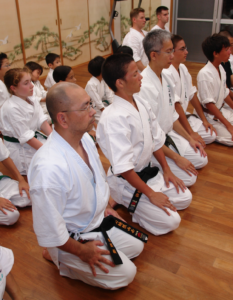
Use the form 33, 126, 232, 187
3, 131, 47, 143
114, 164, 159, 213
165, 134, 180, 155
69, 215, 148, 265
186, 113, 198, 119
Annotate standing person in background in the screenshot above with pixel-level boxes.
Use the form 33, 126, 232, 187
122, 8, 148, 72
151, 6, 170, 32
44, 53, 61, 91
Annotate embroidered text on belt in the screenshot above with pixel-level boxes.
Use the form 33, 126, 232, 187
69, 215, 148, 265
114, 164, 159, 213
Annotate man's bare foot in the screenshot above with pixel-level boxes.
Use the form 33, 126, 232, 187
109, 197, 118, 208
42, 248, 52, 262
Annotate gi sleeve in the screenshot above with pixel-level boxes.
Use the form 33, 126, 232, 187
85, 82, 105, 111
36, 101, 47, 129
104, 82, 114, 104
197, 79, 216, 108
0, 139, 9, 161
0, 246, 14, 276
38, 82, 47, 99
97, 114, 135, 175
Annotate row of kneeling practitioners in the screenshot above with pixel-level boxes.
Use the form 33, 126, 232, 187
1, 7, 233, 295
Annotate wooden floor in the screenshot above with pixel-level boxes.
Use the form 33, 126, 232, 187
2, 61, 233, 300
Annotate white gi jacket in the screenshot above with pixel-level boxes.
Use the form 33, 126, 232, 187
197, 61, 229, 119
136, 65, 189, 157
0, 95, 47, 174
122, 28, 149, 67
150, 24, 170, 32
96, 94, 165, 205
28, 130, 109, 266
167, 64, 203, 132
29, 81, 51, 123
44, 68, 56, 90
0, 246, 14, 299
0, 80, 10, 108
85, 76, 114, 122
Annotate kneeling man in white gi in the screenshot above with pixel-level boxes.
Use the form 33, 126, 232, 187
97, 54, 192, 236
136, 30, 208, 187
166, 34, 217, 146
28, 82, 145, 290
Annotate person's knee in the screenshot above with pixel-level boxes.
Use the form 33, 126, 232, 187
194, 154, 208, 169
130, 239, 144, 258
110, 261, 137, 289
2, 210, 20, 225
167, 212, 181, 232
204, 131, 216, 144
176, 188, 192, 210
183, 173, 197, 187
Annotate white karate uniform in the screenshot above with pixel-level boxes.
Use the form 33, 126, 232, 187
151, 24, 170, 32
28, 130, 144, 290
0, 95, 47, 175
122, 28, 149, 68
0, 139, 30, 225
0, 246, 14, 299
167, 64, 216, 144
44, 68, 56, 91
30, 81, 51, 124
97, 95, 192, 236
136, 66, 208, 186
0, 80, 10, 108
85, 77, 114, 123
197, 61, 233, 146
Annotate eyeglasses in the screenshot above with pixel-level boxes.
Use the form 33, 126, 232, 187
62, 101, 94, 113
153, 49, 174, 55
175, 47, 188, 52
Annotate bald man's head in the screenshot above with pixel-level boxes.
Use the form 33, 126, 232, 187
46, 82, 82, 123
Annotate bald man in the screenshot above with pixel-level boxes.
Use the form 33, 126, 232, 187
28, 82, 145, 290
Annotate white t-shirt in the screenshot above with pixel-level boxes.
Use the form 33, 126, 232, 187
151, 24, 170, 32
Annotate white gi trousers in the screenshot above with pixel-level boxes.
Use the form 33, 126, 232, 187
0, 175, 31, 225
48, 226, 144, 290
107, 171, 192, 236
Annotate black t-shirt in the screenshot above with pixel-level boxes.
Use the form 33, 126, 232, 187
221, 61, 232, 89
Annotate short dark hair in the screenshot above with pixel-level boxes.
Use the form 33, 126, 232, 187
0, 53, 7, 69
156, 6, 169, 15
53, 65, 72, 83
25, 61, 43, 75
45, 53, 60, 66
202, 34, 230, 62
88, 56, 105, 77
171, 34, 184, 49
102, 54, 134, 92
219, 30, 233, 39
116, 45, 133, 56
130, 8, 145, 24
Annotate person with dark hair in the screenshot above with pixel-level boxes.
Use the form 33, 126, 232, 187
136, 30, 208, 188
25, 61, 51, 124
0, 53, 10, 107
53, 65, 76, 83
28, 82, 145, 289
122, 8, 148, 72
0, 68, 52, 175
97, 54, 192, 236
85, 56, 113, 123
151, 6, 170, 32
165, 35, 216, 146
197, 34, 233, 146
116, 45, 133, 56
44, 53, 61, 90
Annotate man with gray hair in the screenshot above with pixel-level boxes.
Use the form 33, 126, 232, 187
135, 30, 208, 187
28, 82, 145, 289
